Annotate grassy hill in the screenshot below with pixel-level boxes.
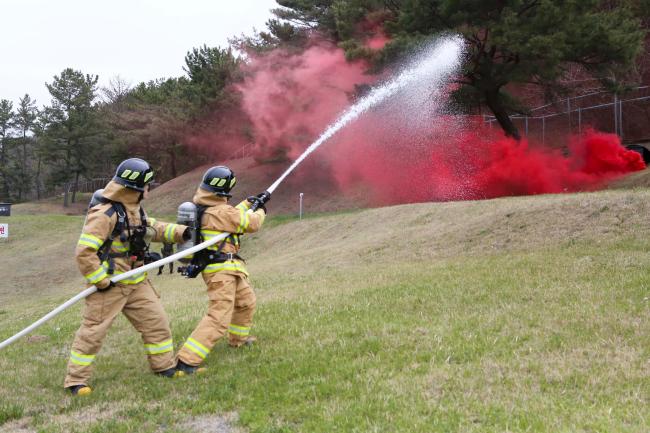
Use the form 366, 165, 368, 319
0, 190, 648, 432
129, 157, 369, 217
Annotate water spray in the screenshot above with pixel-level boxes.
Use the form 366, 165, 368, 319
0, 36, 464, 350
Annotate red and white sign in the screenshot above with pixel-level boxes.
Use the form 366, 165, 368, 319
0, 224, 7, 238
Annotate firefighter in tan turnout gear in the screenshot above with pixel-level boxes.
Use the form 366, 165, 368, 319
64, 158, 190, 396
175, 166, 269, 374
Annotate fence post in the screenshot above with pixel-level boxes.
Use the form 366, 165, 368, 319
578, 108, 582, 136
525, 116, 529, 136
619, 99, 624, 140
614, 94, 619, 136
299, 193, 304, 220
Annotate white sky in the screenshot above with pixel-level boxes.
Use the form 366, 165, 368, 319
0, 0, 277, 108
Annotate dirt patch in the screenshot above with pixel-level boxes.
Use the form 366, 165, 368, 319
0, 418, 35, 433
176, 412, 243, 433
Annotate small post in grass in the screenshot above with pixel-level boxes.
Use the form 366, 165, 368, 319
299, 193, 304, 220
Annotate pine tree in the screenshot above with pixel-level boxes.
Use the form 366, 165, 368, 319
42, 68, 101, 204
0, 100, 14, 201
13, 94, 38, 200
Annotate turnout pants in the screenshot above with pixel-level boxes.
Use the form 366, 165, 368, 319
178, 272, 256, 366
64, 280, 175, 388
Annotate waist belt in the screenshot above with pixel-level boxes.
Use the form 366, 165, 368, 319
207, 252, 245, 263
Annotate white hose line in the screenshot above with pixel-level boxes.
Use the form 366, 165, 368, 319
0, 232, 229, 350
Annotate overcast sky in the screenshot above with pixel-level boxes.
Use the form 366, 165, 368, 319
0, 0, 277, 107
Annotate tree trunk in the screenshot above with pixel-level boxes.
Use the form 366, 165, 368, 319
36, 155, 42, 200
485, 89, 521, 140
64, 183, 69, 208
21, 133, 27, 201
72, 171, 80, 203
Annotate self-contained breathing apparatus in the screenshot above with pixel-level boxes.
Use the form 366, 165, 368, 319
175, 202, 243, 278
88, 190, 156, 275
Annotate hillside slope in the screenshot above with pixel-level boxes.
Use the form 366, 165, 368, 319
145, 156, 370, 216
0, 190, 648, 433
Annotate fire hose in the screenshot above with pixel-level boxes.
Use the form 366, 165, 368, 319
0, 37, 463, 350
0, 189, 273, 351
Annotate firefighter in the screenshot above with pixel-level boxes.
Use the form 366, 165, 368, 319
64, 158, 190, 396
175, 166, 269, 374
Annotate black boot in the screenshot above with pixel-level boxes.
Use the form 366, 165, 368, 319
156, 366, 182, 378
175, 360, 207, 375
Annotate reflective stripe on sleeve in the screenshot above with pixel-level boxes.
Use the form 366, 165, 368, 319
148, 217, 157, 226
77, 233, 103, 250
84, 265, 108, 284
236, 207, 250, 234
164, 224, 178, 243
228, 324, 250, 336
144, 339, 173, 355
183, 337, 209, 359
70, 350, 96, 366
236, 201, 251, 211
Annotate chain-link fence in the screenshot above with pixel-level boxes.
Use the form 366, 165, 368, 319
484, 86, 650, 148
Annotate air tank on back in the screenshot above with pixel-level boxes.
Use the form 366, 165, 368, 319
176, 201, 198, 263
88, 189, 106, 208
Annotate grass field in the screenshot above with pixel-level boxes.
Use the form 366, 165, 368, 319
0, 190, 648, 432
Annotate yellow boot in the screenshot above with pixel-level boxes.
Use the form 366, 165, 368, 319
68, 385, 92, 396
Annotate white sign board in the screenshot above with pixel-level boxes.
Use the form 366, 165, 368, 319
0, 224, 7, 238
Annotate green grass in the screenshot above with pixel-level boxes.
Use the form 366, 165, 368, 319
0, 191, 649, 432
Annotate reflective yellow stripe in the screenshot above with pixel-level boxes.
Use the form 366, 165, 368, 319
144, 339, 173, 355
78, 233, 103, 250
149, 217, 157, 226
112, 241, 128, 253
202, 230, 224, 238
241, 211, 250, 232
228, 324, 250, 336
70, 350, 96, 366
113, 270, 147, 285
236, 201, 251, 211
203, 230, 226, 251
203, 261, 248, 276
236, 207, 250, 234
184, 337, 209, 359
85, 266, 108, 284
164, 224, 177, 243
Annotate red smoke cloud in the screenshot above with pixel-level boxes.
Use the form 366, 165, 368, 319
328, 123, 644, 205
227, 39, 645, 204
238, 41, 376, 162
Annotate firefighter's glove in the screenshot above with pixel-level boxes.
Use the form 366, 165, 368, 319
96, 279, 115, 292
247, 191, 271, 212
256, 191, 271, 205
144, 226, 157, 243
247, 195, 265, 213
182, 227, 192, 241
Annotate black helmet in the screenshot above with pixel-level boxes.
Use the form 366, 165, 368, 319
200, 166, 236, 197
113, 158, 154, 192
